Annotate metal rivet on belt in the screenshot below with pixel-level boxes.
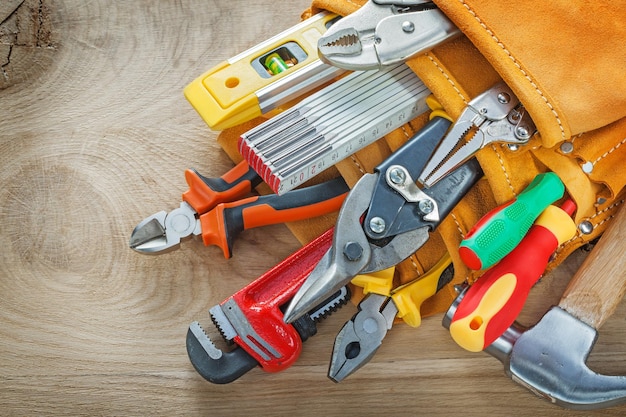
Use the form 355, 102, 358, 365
578, 220, 594, 235
581, 161, 594, 174
560, 142, 574, 154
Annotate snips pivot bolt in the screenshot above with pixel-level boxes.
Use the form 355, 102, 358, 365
344, 241, 364, 261
389, 167, 407, 185
369, 217, 386, 234
418, 199, 435, 215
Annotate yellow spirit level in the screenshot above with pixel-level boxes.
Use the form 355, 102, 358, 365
184, 12, 344, 131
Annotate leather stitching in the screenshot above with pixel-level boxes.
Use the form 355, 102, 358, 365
592, 137, 626, 165
490, 144, 516, 195
348, 155, 366, 175
458, 0, 566, 141
425, 53, 468, 104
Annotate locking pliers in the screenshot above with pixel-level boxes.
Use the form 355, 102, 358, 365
317, 0, 460, 70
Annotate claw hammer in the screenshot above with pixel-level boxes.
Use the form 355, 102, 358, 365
445, 202, 626, 410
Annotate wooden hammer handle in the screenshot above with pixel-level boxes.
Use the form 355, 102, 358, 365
559, 203, 626, 329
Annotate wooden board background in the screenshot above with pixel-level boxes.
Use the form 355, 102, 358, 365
2, 0, 626, 415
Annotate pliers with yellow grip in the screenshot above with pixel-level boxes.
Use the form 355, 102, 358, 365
328, 253, 454, 382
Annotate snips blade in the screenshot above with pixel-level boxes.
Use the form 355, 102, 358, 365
283, 171, 432, 323
284, 174, 378, 323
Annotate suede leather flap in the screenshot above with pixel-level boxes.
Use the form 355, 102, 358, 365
433, 0, 626, 147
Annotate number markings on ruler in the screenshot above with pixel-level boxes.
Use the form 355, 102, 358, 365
238, 64, 431, 194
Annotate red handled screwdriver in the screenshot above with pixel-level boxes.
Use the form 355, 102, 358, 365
448, 199, 577, 352
459, 172, 565, 270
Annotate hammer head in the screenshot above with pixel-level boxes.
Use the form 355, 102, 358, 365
505, 306, 626, 410
444, 290, 626, 410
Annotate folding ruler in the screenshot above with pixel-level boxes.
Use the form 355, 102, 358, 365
239, 64, 431, 194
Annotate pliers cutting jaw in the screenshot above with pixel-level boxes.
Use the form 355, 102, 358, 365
329, 254, 454, 381
329, 293, 397, 382
129, 202, 201, 253
317, 0, 460, 71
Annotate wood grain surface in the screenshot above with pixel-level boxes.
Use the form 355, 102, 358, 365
2, 1, 626, 416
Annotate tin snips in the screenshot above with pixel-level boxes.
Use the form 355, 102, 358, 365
317, 0, 460, 71
283, 113, 484, 324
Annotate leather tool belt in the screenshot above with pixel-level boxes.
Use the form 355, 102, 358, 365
216, 0, 626, 317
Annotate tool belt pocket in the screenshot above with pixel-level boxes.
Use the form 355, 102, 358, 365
412, 0, 626, 250
406, 0, 626, 210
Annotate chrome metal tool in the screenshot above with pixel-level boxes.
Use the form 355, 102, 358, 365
283, 114, 483, 324
329, 254, 453, 381
419, 82, 536, 187
443, 204, 626, 410
317, 0, 460, 71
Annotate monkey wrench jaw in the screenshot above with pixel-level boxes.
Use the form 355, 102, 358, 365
187, 228, 351, 383
186, 321, 259, 384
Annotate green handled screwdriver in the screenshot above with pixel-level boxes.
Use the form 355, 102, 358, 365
459, 172, 564, 270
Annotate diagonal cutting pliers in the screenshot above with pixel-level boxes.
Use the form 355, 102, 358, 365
129, 161, 349, 258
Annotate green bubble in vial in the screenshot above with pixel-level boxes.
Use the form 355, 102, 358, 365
264, 53, 289, 75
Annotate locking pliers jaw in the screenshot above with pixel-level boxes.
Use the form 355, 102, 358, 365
317, 0, 460, 71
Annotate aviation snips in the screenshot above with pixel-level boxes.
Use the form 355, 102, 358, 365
283, 109, 483, 323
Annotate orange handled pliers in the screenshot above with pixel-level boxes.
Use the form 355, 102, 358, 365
129, 160, 349, 258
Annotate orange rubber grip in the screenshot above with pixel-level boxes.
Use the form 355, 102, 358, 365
182, 160, 261, 214
200, 177, 349, 258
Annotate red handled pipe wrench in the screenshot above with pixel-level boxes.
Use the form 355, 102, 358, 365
186, 228, 349, 383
